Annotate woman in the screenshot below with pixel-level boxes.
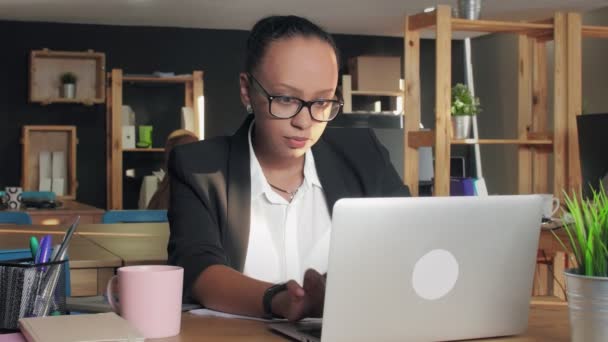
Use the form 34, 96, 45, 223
147, 129, 198, 210
168, 15, 410, 321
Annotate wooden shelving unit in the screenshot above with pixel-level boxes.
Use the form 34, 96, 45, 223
122, 148, 165, 153
29, 49, 105, 105
342, 75, 404, 114
106, 69, 204, 209
402, 5, 605, 197
21, 125, 78, 200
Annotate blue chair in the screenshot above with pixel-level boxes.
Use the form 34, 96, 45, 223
0, 249, 71, 297
102, 210, 168, 224
0, 212, 32, 225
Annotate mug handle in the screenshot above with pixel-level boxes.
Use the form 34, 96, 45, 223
551, 197, 560, 216
105, 275, 121, 313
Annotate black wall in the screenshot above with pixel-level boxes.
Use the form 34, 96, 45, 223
0, 20, 464, 209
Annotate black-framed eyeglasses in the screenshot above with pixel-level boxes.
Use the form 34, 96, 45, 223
248, 73, 343, 122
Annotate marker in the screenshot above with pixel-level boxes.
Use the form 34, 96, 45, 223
29, 236, 39, 260
36, 235, 52, 265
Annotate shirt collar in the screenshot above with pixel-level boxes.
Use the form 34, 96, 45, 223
248, 120, 323, 200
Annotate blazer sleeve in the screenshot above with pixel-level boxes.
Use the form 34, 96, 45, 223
368, 129, 412, 197
167, 147, 229, 301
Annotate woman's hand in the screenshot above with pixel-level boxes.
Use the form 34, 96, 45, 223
271, 269, 326, 321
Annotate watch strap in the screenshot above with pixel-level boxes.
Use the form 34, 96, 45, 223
262, 282, 288, 319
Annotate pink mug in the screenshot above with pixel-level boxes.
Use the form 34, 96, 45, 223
106, 265, 183, 338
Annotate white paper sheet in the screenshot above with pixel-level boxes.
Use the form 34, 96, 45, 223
188, 308, 322, 324
189, 308, 277, 322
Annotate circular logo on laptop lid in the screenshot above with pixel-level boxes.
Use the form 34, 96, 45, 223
412, 249, 459, 300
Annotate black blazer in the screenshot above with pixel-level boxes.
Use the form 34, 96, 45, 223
168, 115, 410, 298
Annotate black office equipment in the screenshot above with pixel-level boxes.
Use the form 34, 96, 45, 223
577, 113, 608, 199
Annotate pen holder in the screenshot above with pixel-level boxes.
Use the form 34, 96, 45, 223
0, 258, 68, 330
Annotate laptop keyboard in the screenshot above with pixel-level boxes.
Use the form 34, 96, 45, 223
296, 325, 322, 339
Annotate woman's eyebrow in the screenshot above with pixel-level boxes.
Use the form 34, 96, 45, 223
274, 83, 335, 97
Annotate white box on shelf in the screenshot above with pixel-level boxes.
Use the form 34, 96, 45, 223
181, 107, 195, 132
52, 178, 65, 196
138, 175, 159, 209
121, 105, 136, 126
51, 151, 67, 196
51, 151, 66, 179
39, 151, 52, 191
122, 125, 136, 149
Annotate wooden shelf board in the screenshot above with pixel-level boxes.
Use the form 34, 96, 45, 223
122, 75, 193, 83
451, 18, 553, 34
351, 90, 403, 97
34, 97, 104, 105
582, 25, 608, 38
408, 130, 553, 147
123, 148, 165, 152
32, 49, 105, 60
451, 139, 553, 145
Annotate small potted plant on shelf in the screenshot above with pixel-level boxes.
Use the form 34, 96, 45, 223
451, 83, 480, 139
553, 185, 608, 342
60, 72, 77, 99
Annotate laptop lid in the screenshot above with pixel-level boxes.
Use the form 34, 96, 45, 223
320, 195, 542, 341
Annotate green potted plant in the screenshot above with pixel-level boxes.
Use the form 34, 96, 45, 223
553, 185, 608, 342
451, 83, 480, 139
60, 72, 77, 99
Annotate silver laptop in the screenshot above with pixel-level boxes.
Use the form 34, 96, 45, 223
269, 195, 543, 341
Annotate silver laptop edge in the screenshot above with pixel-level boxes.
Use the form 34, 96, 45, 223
270, 195, 543, 342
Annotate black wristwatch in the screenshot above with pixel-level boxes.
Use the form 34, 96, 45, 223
262, 282, 288, 319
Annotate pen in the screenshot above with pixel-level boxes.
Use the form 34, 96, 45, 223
37, 235, 52, 264
29, 236, 39, 260
38, 216, 80, 317
53, 216, 80, 262
50, 244, 61, 261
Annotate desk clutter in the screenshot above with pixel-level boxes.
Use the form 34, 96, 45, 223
0, 218, 79, 330
0, 258, 68, 329
0, 191, 60, 211
19, 312, 144, 342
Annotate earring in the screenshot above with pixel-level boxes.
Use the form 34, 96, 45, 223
246, 104, 253, 114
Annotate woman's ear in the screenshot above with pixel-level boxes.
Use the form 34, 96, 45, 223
239, 73, 252, 112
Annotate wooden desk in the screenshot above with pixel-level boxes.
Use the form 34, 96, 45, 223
0, 224, 169, 293
0, 222, 168, 237
83, 235, 168, 266
158, 300, 569, 341
23, 200, 104, 225
0, 232, 121, 297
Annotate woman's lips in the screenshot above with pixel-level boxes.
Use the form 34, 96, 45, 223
285, 136, 309, 149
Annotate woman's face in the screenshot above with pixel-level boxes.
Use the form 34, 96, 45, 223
240, 36, 339, 161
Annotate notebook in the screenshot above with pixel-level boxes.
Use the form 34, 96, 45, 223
18, 312, 144, 342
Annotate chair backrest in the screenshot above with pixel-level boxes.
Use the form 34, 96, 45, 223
0, 212, 32, 225
0, 249, 71, 297
102, 210, 168, 224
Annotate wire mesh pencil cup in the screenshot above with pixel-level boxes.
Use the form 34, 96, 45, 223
0, 258, 67, 330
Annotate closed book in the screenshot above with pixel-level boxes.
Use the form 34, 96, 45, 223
19, 312, 144, 342
462, 178, 476, 196
450, 178, 466, 196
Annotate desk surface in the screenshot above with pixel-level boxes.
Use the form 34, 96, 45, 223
23, 200, 104, 214
0, 233, 121, 269
157, 300, 569, 341
83, 235, 168, 266
0, 224, 168, 267
0, 222, 168, 237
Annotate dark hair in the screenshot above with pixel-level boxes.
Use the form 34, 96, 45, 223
245, 15, 340, 73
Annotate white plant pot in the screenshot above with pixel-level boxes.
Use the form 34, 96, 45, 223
451, 115, 472, 139
565, 270, 608, 342
61, 83, 76, 99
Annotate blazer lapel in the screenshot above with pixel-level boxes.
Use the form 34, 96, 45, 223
313, 137, 350, 217
226, 115, 253, 271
